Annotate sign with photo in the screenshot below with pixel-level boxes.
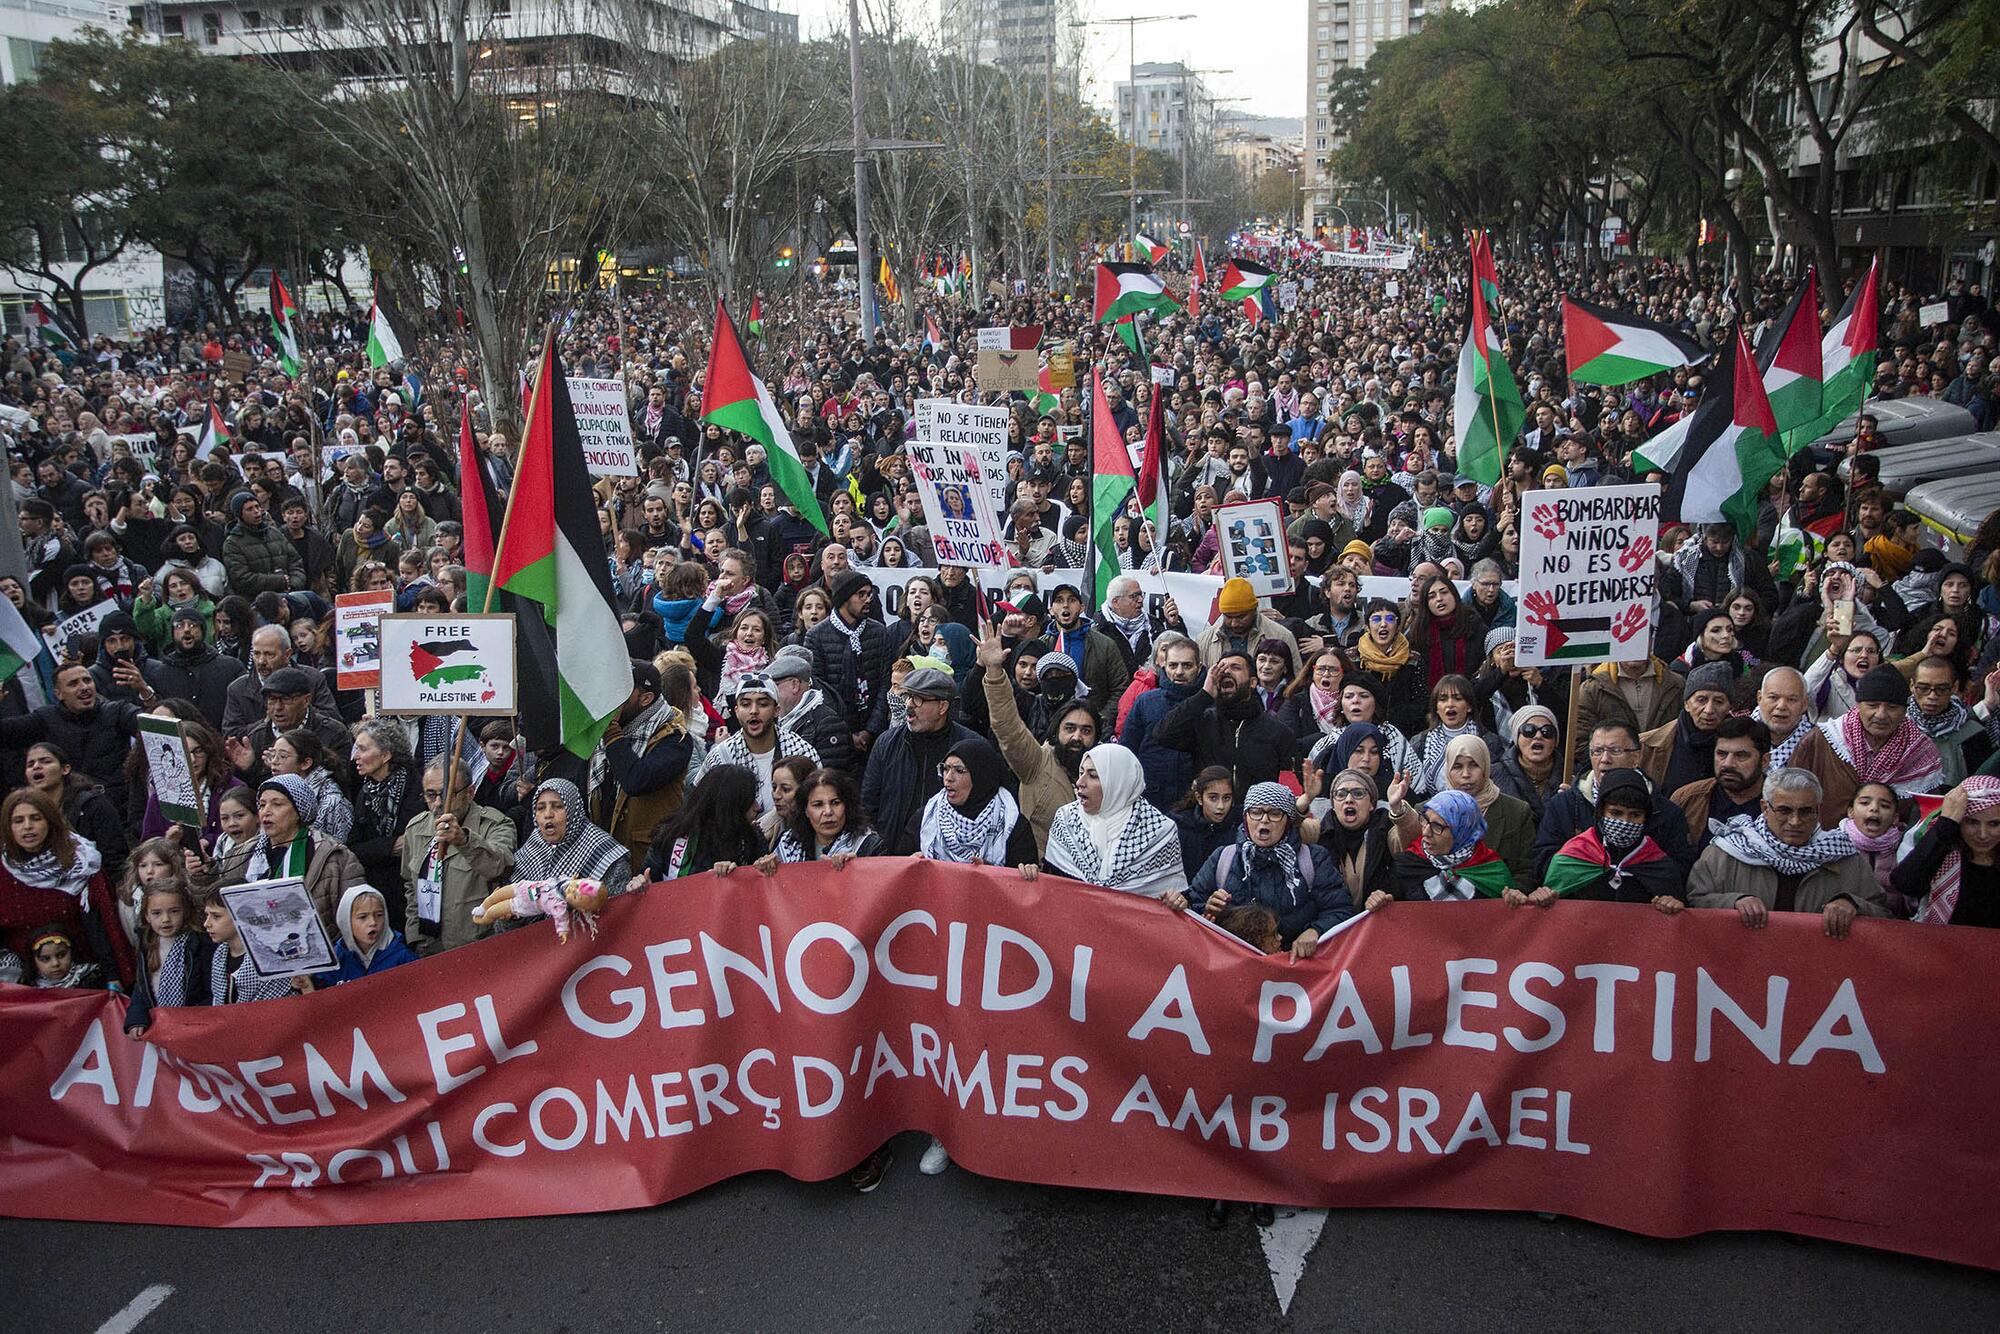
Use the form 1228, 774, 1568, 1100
333, 589, 397, 689
377, 613, 518, 715
1214, 498, 1292, 597
915, 399, 1010, 525
566, 377, 638, 478
136, 714, 201, 828
49, 599, 116, 659
216, 879, 337, 979
908, 443, 1007, 567
1514, 483, 1662, 669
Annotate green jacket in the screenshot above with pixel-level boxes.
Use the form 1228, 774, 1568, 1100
132, 594, 214, 650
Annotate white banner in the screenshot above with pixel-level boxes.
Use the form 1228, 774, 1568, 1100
1319, 249, 1415, 271
567, 377, 638, 478
1513, 484, 1661, 669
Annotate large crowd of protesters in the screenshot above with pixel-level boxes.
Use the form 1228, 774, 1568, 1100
2, 240, 1998, 1217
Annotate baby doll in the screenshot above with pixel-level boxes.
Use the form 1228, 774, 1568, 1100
472, 878, 611, 942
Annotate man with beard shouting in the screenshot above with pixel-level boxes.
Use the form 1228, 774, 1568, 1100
1154, 650, 1294, 790
978, 621, 1096, 852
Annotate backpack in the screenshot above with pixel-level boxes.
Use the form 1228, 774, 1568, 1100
1211, 841, 1320, 898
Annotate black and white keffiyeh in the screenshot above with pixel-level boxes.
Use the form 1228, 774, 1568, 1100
515, 779, 628, 880
1709, 813, 1857, 877
1042, 745, 1187, 898
3, 834, 102, 899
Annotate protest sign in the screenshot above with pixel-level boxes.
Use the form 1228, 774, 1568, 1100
49, 599, 115, 658
1514, 484, 1661, 668
1319, 249, 1414, 271
221, 350, 254, 382
377, 614, 518, 715
333, 589, 397, 689
1046, 344, 1076, 390
137, 714, 202, 827
1214, 498, 1291, 597
1918, 301, 1950, 328
5, 865, 1999, 1277
976, 325, 1042, 350
909, 444, 1006, 567
566, 378, 638, 478
915, 399, 1010, 527
214, 879, 336, 979
1277, 281, 1300, 312
974, 324, 1043, 395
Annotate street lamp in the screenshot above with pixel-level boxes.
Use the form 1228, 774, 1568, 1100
1074, 14, 1193, 242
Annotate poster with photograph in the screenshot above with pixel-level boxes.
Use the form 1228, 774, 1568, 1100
909, 444, 1007, 567
217, 879, 337, 979
333, 589, 397, 689
1214, 498, 1292, 597
378, 613, 518, 715
137, 714, 201, 827
914, 399, 1010, 522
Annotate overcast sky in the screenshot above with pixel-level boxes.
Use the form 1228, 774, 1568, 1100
786, 0, 1305, 121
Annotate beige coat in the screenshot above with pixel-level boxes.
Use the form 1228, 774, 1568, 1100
983, 666, 1074, 854
1196, 613, 1301, 672
1686, 843, 1887, 916
212, 833, 367, 932
399, 803, 520, 953
1572, 658, 1685, 767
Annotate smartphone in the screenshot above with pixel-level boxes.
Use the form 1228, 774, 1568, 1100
1831, 598, 1855, 636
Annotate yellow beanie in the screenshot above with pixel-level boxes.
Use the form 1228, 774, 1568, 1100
1218, 577, 1258, 614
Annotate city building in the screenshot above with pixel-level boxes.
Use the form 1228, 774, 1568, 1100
1, 0, 167, 338
1302, 0, 1441, 230
1114, 60, 1215, 157
1216, 114, 1302, 183
941, 0, 1077, 76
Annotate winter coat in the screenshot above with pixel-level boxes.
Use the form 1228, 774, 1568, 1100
1195, 612, 1301, 673
1172, 806, 1237, 881
1192, 838, 1354, 947
805, 612, 894, 737
781, 684, 856, 777
221, 663, 342, 734
132, 594, 215, 649
149, 642, 245, 728
861, 721, 979, 856
399, 803, 519, 953
1154, 688, 1295, 791
1571, 659, 1684, 769
1531, 782, 1698, 883
123, 933, 216, 1031
1685, 844, 1888, 917
982, 667, 1072, 853
0, 700, 144, 810
1121, 679, 1202, 809
1044, 619, 1133, 719
321, 929, 420, 984
222, 518, 304, 597
211, 833, 367, 932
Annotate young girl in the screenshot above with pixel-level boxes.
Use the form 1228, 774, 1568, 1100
113, 837, 189, 947
124, 882, 212, 1035
719, 610, 775, 702
202, 894, 308, 1004
1173, 767, 1239, 881
211, 787, 259, 865
1843, 781, 1908, 915
320, 885, 418, 985
29, 925, 103, 989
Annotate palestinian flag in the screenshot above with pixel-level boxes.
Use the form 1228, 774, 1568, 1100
1404, 836, 1515, 897
1563, 295, 1705, 385
458, 405, 497, 611
366, 285, 403, 370
1635, 272, 1824, 475
493, 331, 634, 760
408, 635, 497, 700
1031, 365, 1062, 416
1088, 367, 1138, 606
924, 310, 944, 353
1134, 232, 1168, 264
1136, 386, 1170, 527
1217, 259, 1274, 301
1772, 509, 1817, 581
1188, 244, 1206, 321
1094, 262, 1176, 324
746, 294, 764, 339
27, 300, 73, 350
1113, 312, 1145, 359
269, 272, 301, 377
1452, 231, 1522, 486
1786, 256, 1881, 451
1661, 326, 1784, 539
1543, 829, 1672, 898
193, 400, 230, 460
701, 299, 828, 534
0, 595, 55, 710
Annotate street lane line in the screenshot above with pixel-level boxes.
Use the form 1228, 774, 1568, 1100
96, 1284, 175, 1334
1259, 1207, 1329, 1315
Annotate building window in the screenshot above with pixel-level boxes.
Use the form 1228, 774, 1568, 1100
163, 14, 183, 35
244, 10, 262, 29
202, 13, 221, 43
8, 37, 49, 80
284, 6, 305, 24
323, 5, 343, 24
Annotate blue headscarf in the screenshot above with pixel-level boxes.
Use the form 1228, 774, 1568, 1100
1425, 789, 1486, 855
1334, 721, 1385, 772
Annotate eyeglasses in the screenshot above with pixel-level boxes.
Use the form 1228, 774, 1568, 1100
1767, 803, 1819, 823
1912, 682, 1953, 697
1517, 724, 1559, 740
1589, 744, 1639, 759
1330, 786, 1372, 801
1367, 613, 1398, 625
1420, 816, 1453, 835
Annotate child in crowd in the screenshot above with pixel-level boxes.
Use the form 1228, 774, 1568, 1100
114, 836, 192, 947
1173, 767, 1239, 881
1844, 781, 1908, 915
202, 894, 308, 1004
30, 925, 103, 989
211, 788, 258, 864
320, 885, 418, 985
124, 882, 212, 1036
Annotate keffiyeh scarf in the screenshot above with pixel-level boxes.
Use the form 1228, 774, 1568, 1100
516, 779, 629, 880
1044, 798, 1187, 897
1752, 707, 1809, 769
1915, 778, 2000, 924
1709, 813, 1857, 877
3, 835, 102, 899
775, 826, 873, 863
153, 934, 194, 1008
1912, 697, 1971, 743
1823, 714, 1943, 795
1415, 721, 1481, 795
919, 787, 1021, 866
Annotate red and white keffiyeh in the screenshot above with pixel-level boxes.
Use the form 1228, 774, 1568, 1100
1916, 777, 2000, 925
1821, 714, 1944, 796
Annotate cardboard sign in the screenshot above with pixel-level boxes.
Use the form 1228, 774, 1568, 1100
566, 377, 638, 478
333, 589, 397, 689
1046, 344, 1076, 390
137, 714, 201, 828
377, 613, 518, 715
976, 348, 1042, 393
215, 878, 337, 978
1214, 498, 1292, 597
1514, 483, 1662, 668
220, 350, 255, 383
49, 599, 116, 659
915, 399, 1009, 525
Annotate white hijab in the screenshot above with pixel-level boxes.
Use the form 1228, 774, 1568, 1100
1078, 744, 1146, 867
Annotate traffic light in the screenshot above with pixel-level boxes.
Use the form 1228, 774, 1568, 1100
776, 246, 795, 270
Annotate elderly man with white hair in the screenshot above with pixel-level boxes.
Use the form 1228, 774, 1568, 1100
1687, 767, 1886, 939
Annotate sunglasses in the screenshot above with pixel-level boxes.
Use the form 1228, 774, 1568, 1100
1516, 724, 1558, 740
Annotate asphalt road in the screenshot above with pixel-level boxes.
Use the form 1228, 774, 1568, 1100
12, 1133, 2000, 1333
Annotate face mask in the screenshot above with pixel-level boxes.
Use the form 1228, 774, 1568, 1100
1600, 816, 1646, 852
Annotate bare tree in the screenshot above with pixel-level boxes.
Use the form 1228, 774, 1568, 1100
262, 1, 635, 431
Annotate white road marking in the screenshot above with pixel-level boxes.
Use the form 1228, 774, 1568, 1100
1259, 1207, 1329, 1316
95, 1284, 175, 1334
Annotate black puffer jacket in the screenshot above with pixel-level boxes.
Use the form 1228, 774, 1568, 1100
782, 683, 856, 776
805, 612, 893, 737
222, 518, 304, 596
148, 642, 245, 729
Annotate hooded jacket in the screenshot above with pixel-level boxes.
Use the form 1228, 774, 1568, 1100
1121, 676, 1202, 809
222, 516, 304, 597
321, 885, 420, 983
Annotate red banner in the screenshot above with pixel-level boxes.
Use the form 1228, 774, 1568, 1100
3, 862, 1997, 1268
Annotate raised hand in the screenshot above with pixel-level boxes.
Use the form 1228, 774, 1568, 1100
974, 618, 1006, 672
1521, 588, 1560, 627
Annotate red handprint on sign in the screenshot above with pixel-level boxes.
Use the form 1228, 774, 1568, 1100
1618, 534, 1655, 573
1609, 604, 1648, 643
1521, 589, 1560, 626
1530, 504, 1566, 541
